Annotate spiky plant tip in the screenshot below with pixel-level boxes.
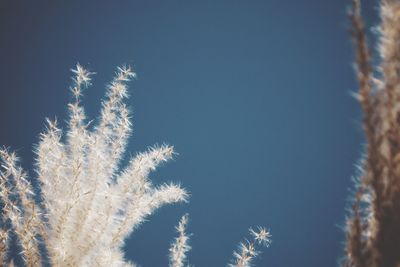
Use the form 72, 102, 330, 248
250, 227, 272, 247
229, 227, 271, 267
169, 214, 191, 267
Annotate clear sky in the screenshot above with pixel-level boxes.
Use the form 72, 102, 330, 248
0, 0, 379, 266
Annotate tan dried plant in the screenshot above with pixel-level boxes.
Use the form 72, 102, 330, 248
344, 0, 400, 266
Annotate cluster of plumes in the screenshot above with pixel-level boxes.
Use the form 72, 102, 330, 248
344, 0, 400, 266
0, 64, 188, 266
0, 64, 270, 267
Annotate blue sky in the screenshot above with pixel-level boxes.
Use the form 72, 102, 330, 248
0, 0, 379, 266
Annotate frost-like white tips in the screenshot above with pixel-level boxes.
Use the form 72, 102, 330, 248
250, 227, 272, 247
230, 227, 271, 267
0, 64, 189, 267
153, 183, 189, 204
1, 64, 270, 267
0, 148, 43, 266
116, 65, 136, 82
169, 214, 191, 267
71, 63, 93, 87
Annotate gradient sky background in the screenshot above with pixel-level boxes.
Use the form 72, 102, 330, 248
0, 0, 379, 266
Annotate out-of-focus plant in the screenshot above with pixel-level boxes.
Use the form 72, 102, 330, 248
344, 0, 400, 266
